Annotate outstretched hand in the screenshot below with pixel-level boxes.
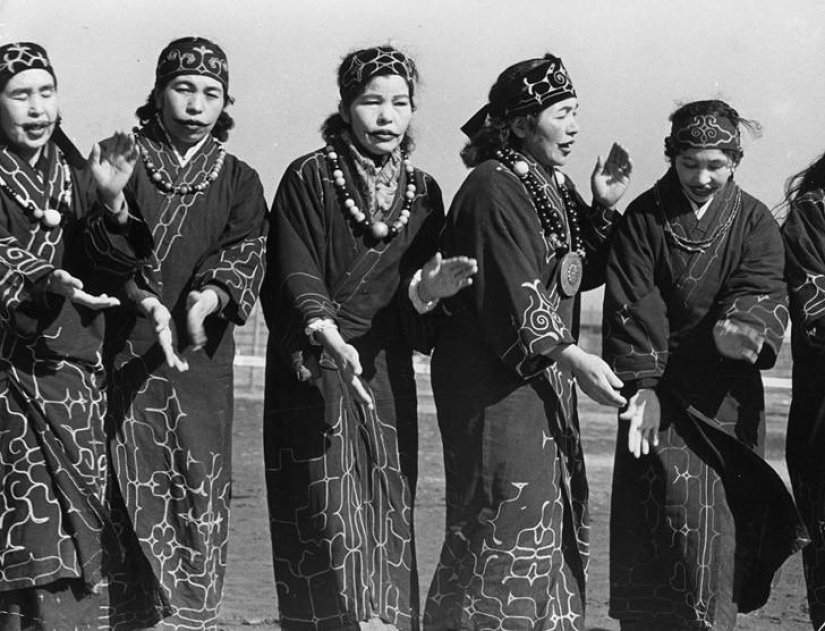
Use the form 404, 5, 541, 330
418, 253, 478, 302
591, 142, 633, 209
619, 389, 661, 458
186, 289, 220, 352
713, 318, 764, 364
316, 327, 374, 410
89, 131, 138, 220
551, 343, 626, 407
139, 296, 189, 372
47, 269, 120, 310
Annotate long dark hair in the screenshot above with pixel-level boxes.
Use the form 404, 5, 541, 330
135, 90, 236, 142
664, 99, 760, 166
785, 152, 825, 206
459, 58, 547, 168
321, 45, 418, 153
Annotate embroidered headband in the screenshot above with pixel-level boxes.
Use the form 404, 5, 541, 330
338, 46, 417, 102
669, 114, 740, 152
0, 42, 55, 91
462, 54, 577, 137
155, 37, 229, 92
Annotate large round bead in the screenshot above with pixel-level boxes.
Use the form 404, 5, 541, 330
513, 160, 529, 177
42, 209, 61, 228
370, 221, 389, 239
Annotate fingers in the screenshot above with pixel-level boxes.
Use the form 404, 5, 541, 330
186, 290, 220, 351
628, 415, 641, 458
187, 308, 207, 351
605, 368, 624, 391
348, 374, 374, 410
88, 142, 102, 166
346, 350, 363, 377
605, 142, 633, 178
423, 251, 443, 275
48, 269, 83, 297
109, 130, 138, 159
157, 325, 189, 372
69, 289, 121, 310
627, 418, 652, 458
440, 257, 478, 282
714, 319, 764, 362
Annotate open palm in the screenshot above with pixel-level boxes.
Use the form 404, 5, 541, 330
89, 131, 138, 206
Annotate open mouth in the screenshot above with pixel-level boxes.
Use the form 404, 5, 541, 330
558, 141, 575, 153
22, 122, 52, 132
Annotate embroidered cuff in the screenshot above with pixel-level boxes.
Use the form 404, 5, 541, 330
409, 268, 439, 314
304, 318, 337, 345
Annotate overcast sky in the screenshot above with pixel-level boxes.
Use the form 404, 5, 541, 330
3, 0, 824, 307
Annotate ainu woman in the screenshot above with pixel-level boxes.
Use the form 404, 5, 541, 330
263, 45, 475, 631
424, 54, 632, 631
603, 99, 807, 631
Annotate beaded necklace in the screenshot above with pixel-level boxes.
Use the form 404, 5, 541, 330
135, 126, 226, 196
496, 147, 586, 296
654, 181, 741, 253
0, 147, 70, 230
496, 147, 584, 257
324, 143, 416, 241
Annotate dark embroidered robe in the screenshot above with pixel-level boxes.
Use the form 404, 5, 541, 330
95, 121, 267, 631
423, 154, 618, 631
781, 188, 825, 631
262, 139, 444, 631
603, 169, 807, 630
0, 140, 117, 627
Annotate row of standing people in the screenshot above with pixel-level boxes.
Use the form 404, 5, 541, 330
0, 37, 268, 631
260, 45, 819, 631
0, 34, 823, 631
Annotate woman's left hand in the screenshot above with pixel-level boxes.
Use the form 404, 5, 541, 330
89, 131, 138, 222
139, 296, 189, 372
591, 142, 633, 209
418, 253, 478, 302
620, 388, 661, 458
713, 318, 765, 364
186, 288, 221, 351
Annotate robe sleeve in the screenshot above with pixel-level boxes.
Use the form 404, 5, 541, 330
715, 203, 788, 369
83, 191, 155, 288
191, 162, 268, 325
602, 200, 669, 393
394, 173, 445, 354
444, 166, 576, 378
263, 158, 338, 335
565, 176, 621, 291
782, 193, 825, 350
0, 231, 56, 323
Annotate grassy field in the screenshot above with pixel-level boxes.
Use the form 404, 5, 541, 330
217, 366, 810, 631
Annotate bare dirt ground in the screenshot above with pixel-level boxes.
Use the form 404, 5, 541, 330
218, 378, 810, 631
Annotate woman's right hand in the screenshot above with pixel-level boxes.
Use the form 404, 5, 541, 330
315, 327, 374, 410
551, 343, 626, 407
